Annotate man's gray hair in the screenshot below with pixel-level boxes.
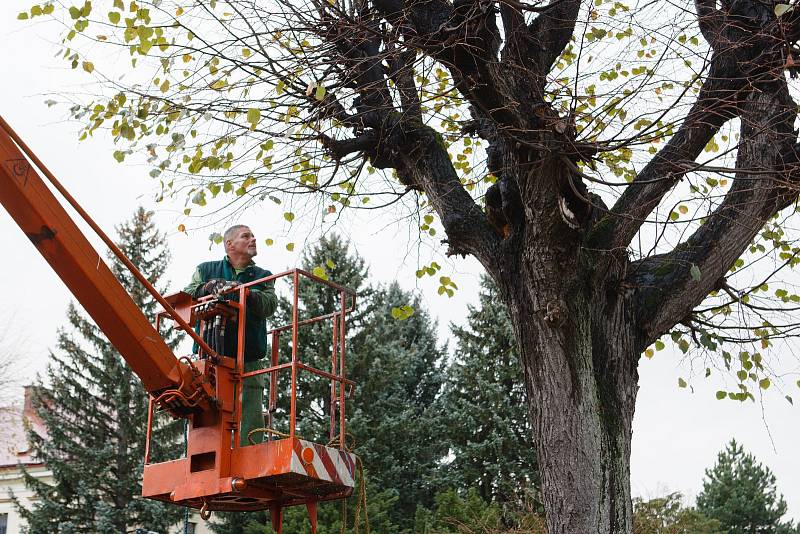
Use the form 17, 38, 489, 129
223, 224, 250, 243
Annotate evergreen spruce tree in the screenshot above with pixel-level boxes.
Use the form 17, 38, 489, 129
290, 234, 373, 442
436, 276, 538, 506
15, 207, 184, 533
347, 283, 447, 528
696, 439, 795, 534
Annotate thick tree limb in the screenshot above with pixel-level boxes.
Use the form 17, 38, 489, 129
394, 122, 501, 259
598, 0, 781, 253
599, 0, 789, 258
315, 0, 502, 261
694, 0, 723, 47
318, 8, 395, 124
371, 0, 524, 129
527, 0, 582, 80
319, 131, 379, 159
387, 43, 422, 119
630, 87, 799, 347
499, 2, 525, 61
600, 70, 738, 252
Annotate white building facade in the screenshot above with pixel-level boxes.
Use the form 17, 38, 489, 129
0, 387, 212, 534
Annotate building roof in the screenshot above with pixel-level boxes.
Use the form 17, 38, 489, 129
0, 386, 47, 467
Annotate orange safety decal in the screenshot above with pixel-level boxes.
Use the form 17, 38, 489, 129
290, 439, 355, 487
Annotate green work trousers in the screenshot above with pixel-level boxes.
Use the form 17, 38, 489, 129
241, 359, 266, 446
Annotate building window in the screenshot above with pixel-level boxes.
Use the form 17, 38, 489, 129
0, 512, 8, 534
185, 523, 196, 534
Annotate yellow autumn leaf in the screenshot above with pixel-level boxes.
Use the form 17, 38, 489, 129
209, 78, 228, 90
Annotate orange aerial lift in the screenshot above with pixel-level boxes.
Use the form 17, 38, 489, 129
0, 116, 357, 533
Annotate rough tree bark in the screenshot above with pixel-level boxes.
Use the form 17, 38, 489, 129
313, 0, 800, 529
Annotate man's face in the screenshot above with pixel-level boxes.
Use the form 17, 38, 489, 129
226, 227, 258, 259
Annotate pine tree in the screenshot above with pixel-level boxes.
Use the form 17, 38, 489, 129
696, 439, 795, 534
15, 207, 184, 533
290, 234, 373, 442
436, 276, 538, 506
347, 283, 447, 528
292, 241, 448, 529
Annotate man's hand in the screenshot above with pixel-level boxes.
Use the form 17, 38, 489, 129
202, 279, 240, 297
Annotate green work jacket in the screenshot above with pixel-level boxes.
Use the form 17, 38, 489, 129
185, 257, 278, 361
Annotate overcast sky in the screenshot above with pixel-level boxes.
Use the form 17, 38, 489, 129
1, 0, 799, 522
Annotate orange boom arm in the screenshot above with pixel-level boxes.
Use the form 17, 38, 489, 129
0, 117, 208, 406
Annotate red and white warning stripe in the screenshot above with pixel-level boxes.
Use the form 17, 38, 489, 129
291, 438, 356, 487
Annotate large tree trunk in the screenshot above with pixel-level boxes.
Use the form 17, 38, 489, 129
497, 244, 639, 533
